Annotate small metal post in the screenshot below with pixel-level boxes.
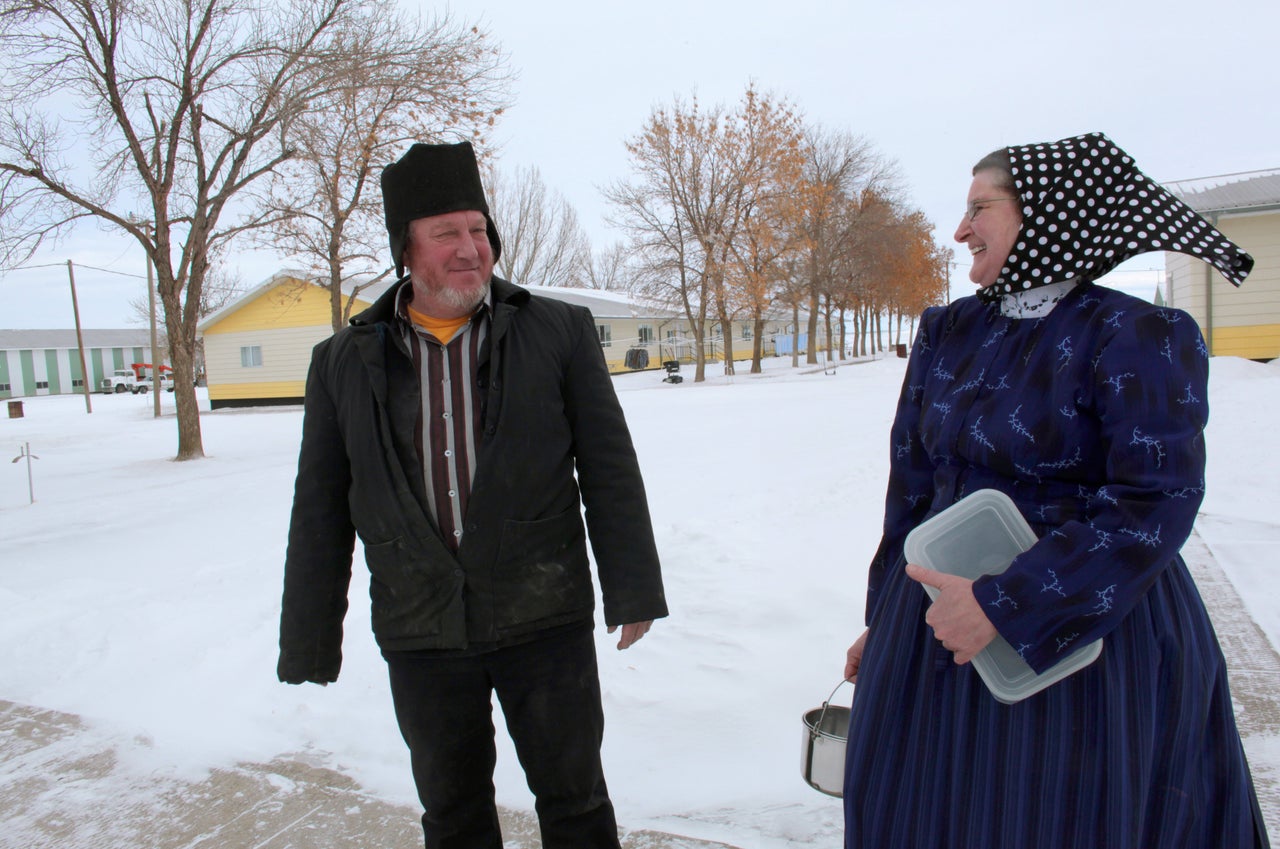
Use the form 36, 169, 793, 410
11, 442, 39, 504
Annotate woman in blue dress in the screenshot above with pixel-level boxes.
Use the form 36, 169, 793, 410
842, 133, 1270, 848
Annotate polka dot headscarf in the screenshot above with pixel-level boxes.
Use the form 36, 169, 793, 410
979, 132, 1254, 302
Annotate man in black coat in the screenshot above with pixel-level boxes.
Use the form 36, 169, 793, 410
277, 141, 667, 849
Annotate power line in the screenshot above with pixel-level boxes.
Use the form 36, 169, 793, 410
7, 261, 146, 280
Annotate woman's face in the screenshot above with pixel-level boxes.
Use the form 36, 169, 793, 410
954, 170, 1022, 289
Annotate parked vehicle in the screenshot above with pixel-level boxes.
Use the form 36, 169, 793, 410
101, 369, 139, 394
99, 363, 175, 394
136, 373, 175, 394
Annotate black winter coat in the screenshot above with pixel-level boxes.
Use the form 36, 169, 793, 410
278, 278, 667, 684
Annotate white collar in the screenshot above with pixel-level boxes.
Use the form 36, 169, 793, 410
998, 279, 1081, 319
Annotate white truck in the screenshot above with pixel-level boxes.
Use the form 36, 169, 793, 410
136, 373, 175, 394
101, 364, 175, 394
101, 369, 140, 394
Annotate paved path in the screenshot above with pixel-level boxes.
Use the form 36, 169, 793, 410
0, 699, 738, 849
1, 525, 1275, 848
1183, 527, 1280, 840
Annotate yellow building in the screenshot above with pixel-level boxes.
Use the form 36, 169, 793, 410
1165, 169, 1280, 361
198, 273, 363, 409
199, 275, 801, 408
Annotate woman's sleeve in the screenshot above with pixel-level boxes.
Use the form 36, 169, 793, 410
972, 306, 1209, 673
865, 307, 944, 626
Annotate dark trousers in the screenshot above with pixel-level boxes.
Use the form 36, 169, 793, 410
385, 625, 621, 849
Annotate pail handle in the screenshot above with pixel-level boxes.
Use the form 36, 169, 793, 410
816, 678, 854, 729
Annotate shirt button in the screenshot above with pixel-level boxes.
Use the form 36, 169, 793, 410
453, 529, 463, 538
448, 490, 457, 498
443, 449, 453, 458
442, 412, 450, 419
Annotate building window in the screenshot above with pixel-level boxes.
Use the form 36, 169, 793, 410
638, 325, 654, 345
0, 383, 10, 391
72, 378, 85, 388
742, 323, 753, 339
597, 324, 612, 347
36, 381, 49, 389
240, 346, 264, 368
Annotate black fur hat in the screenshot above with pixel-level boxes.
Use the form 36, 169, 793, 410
380, 141, 502, 277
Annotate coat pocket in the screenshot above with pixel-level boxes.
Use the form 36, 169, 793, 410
363, 537, 460, 640
492, 508, 593, 629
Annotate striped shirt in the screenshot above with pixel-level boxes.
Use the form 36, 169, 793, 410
397, 285, 489, 551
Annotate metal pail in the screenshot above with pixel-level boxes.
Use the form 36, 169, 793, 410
800, 680, 853, 797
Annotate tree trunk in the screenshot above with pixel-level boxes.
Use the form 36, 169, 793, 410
750, 313, 765, 374
806, 290, 819, 365
719, 308, 735, 375
165, 302, 205, 460
823, 294, 834, 362
838, 306, 847, 360
791, 303, 800, 369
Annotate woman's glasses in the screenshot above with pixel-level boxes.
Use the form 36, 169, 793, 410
965, 196, 1019, 221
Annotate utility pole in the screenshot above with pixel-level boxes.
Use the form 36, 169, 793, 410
66, 260, 93, 414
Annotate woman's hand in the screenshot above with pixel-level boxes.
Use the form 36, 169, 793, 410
845, 629, 869, 682
904, 564, 998, 665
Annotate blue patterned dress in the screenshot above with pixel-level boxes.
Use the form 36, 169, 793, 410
843, 281, 1269, 848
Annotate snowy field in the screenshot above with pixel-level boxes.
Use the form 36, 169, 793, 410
2, 349, 1278, 847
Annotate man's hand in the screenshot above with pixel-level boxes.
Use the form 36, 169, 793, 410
904, 563, 998, 665
608, 620, 653, 650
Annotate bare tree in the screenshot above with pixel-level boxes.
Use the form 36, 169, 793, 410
255, 2, 510, 332
718, 86, 805, 374
488, 164, 590, 288
0, 0, 398, 459
579, 242, 634, 292
605, 95, 724, 382
606, 86, 802, 381
795, 126, 900, 364
128, 260, 243, 332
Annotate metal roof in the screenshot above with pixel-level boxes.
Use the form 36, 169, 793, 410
519, 284, 682, 319
0, 328, 153, 350
198, 272, 686, 331
1165, 168, 1280, 214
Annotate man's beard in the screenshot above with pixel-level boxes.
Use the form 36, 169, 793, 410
410, 270, 490, 314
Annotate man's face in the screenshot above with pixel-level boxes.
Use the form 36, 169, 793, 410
403, 210, 494, 318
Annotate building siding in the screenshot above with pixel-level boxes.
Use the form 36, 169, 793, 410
204, 278, 343, 334
204, 325, 335, 406
1166, 211, 1279, 360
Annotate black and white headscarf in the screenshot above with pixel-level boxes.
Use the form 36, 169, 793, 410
980, 132, 1254, 302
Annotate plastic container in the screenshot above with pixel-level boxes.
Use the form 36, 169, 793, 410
903, 489, 1102, 704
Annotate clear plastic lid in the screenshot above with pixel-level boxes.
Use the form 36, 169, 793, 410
904, 489, 1103, 704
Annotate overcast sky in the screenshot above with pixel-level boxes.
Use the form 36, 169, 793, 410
4, 0, 1276, 328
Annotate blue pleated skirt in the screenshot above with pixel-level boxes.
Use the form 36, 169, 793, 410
843, 554, 1270, 848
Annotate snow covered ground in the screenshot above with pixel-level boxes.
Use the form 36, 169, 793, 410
2, 350, 1278, 847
